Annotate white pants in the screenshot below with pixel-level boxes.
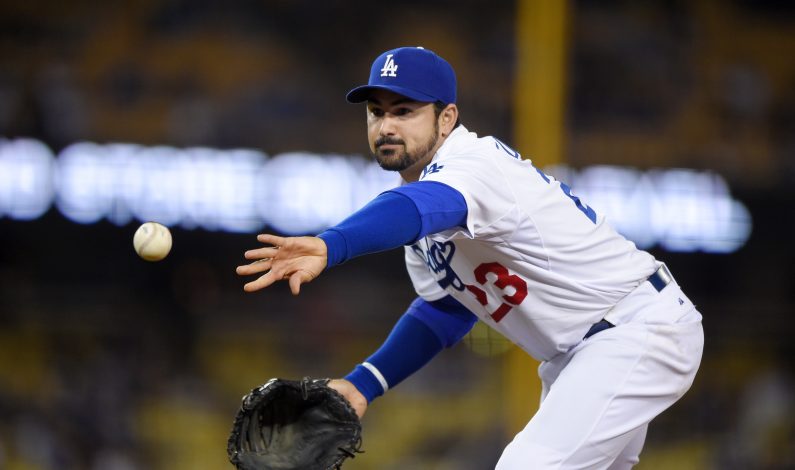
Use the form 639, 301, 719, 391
496, 279, 704, 469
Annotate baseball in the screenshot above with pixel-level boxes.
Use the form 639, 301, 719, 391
133, 222, 172, 261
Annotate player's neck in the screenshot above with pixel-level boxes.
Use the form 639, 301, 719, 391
400, 166, 424, 183
400, 134, 448, 182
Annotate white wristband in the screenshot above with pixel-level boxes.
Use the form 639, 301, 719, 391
362, 362, 389, 393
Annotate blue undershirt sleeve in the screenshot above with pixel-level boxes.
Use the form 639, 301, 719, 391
344, 295, 478, 403
318, 181, 467, 267
405, 295, 478, 347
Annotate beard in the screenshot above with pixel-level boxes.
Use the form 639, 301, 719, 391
373, 122, 439, 172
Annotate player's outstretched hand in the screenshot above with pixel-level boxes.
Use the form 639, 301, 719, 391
328, 378, 368, 419
236, 234, 328, 295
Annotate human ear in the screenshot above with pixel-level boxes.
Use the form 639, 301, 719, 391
440, 104, 458, 136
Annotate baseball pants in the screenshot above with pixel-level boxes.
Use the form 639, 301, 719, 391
495, 278, 704, 469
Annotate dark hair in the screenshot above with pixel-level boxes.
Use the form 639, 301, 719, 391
434, 101, 461, 129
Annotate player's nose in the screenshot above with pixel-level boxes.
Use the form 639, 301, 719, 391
378, 115, 398, 135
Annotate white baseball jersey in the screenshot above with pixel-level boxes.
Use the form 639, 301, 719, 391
405, 125, 658, 361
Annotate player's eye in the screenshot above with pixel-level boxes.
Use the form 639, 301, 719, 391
369, 107, 384, 117
394, 107, 411, 116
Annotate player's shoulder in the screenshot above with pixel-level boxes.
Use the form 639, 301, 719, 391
436, 126, 519, 163
420, 128, 531, 188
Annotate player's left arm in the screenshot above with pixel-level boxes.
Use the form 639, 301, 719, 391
319, 181, 468, 267
237, 181, 468, 294
236, 234, 328, 295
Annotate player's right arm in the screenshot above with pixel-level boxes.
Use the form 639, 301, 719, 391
327, 378, 369, 419
337, 295, 477, 413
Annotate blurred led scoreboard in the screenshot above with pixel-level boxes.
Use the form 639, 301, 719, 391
0, 137, 750, 253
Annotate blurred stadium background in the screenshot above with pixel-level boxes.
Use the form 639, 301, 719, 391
1, 0, 793, 468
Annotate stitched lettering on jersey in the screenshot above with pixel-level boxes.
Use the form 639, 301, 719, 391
420, 163, 444, 180
494, 138, 521, 159
411, 240, 464, 291
412, 240, 530, 323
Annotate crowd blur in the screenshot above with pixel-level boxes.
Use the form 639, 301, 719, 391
0, 1, 793, 469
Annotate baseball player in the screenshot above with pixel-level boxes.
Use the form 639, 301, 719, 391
236, 47, 704, 469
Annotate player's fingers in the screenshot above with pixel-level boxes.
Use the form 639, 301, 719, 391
288, 272, 303, 296
235, 258, 272, 276
244, 246, 280, 260
243, 271, 278, 292
288, 270, 315, 296
256, 234, 287, 247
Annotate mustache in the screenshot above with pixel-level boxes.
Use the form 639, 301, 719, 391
375, 137, 405, 148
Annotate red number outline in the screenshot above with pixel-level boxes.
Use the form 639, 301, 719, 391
465, 262, 528, 322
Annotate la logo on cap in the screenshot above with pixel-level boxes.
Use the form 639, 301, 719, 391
380, 54, 398, 77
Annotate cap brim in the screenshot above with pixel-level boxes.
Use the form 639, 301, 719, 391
346, 84, 440, 104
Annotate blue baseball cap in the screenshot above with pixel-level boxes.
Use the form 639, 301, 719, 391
346, 47, 457, 104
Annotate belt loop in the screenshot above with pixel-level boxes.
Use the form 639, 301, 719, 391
648, 264, 673, 292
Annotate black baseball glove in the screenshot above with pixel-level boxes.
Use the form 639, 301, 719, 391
228, 377, 363, 470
